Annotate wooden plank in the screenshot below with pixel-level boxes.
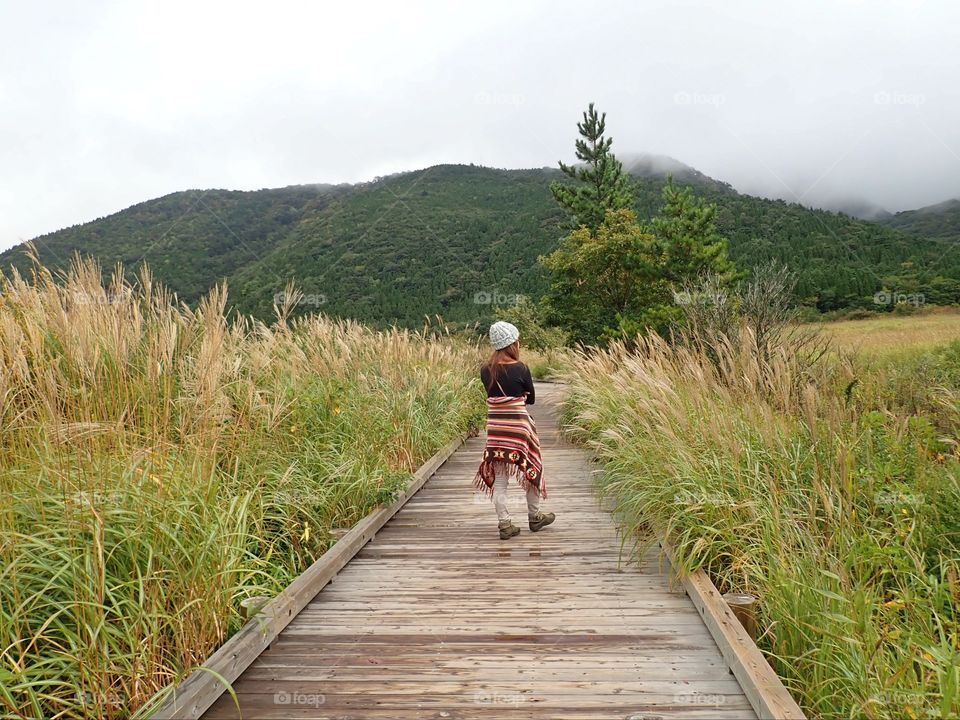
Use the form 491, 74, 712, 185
202, 708, 750, 720
243, 658, 730, 673
204, 679, 748, 694
251, 657, 732, 670
661, 541, 806, 720
149, 432, 469, 719
203, 692, 755, 715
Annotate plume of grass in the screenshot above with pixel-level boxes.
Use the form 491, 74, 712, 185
0, 255, 486, 718
560, 327, 960, 719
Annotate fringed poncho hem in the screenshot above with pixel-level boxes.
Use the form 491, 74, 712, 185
473, 395, 546, 499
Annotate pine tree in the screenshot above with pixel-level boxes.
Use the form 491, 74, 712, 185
550, 103, 633, 234
652, 177, 738, 283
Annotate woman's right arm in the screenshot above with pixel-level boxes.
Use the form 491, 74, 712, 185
522, 364, 535, 405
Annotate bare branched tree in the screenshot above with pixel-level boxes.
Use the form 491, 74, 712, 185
677, 260, 830, 380
739, 260, 806, 354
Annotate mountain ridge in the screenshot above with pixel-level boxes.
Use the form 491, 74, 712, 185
3, 161, 959, 325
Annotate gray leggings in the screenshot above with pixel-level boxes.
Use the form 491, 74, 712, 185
493, 468, 541, 521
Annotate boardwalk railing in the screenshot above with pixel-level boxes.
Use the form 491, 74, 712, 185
660, 541, 806, 720
550, 378, 805, 719
149, 432, 470, 720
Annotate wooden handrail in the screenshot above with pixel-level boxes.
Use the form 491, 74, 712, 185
660, 540, 807, 720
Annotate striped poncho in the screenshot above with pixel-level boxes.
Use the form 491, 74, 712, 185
474, 395, 546, 499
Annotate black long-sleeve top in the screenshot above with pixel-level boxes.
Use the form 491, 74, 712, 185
480, 361, 535, 405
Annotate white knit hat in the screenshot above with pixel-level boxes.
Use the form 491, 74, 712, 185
489, 321, 520, 350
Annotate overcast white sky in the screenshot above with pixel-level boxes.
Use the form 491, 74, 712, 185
2, 0, 958, 250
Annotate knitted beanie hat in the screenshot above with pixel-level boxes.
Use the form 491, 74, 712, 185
489, 321, 520, 350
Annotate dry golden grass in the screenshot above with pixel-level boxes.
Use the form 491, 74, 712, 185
0, 257, 486, 719
813, 308, 960, 357
561, 326, 960, 719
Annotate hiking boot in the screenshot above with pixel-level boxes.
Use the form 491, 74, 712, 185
498, 520, 520, 539
528, 511, 556, 532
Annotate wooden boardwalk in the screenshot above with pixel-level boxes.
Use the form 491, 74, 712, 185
202, 384, 756, 719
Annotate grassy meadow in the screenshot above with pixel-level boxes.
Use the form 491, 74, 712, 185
559, 315, 960, 719
0, 259, 486, 718
820, 310, 960, 435
2, 252, 957, 720
820, 308, 960, 357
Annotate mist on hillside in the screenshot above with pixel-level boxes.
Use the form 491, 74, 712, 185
3, 1, 960, 249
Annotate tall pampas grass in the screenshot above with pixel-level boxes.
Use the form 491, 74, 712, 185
0, 256, 486, 718
561, 326, 960, 719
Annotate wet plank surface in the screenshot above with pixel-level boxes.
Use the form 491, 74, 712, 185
203, 384, 756, 719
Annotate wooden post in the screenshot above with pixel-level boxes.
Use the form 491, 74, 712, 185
723, 591, 758, 640
239, 596, 269, 621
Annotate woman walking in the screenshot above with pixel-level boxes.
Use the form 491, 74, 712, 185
474, 321, 555, 539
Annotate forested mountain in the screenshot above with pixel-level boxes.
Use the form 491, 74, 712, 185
3, 163, 959, 327
4, 184, 346, 303
883, 198, 960, 245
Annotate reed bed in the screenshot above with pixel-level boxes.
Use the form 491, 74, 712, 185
0, 258, 486, 718
560, 330, 960, 719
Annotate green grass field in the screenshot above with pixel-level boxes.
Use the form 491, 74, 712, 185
818, 308, 960, 356
0, 260, 487, 718
2, 257, 956, 720
560, 318, 960, 719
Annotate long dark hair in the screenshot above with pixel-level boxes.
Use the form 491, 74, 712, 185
483, 340, 520, 391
